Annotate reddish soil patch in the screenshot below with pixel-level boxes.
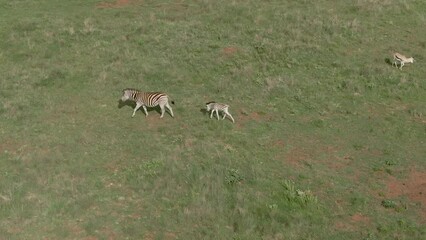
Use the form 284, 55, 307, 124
328, 154, 353, 170
222, 47, 239, 56
246, 112, 263, 121
236, 111, 272, 128
99, 227, 117, 240
0, 140, 19, 154
284, 146, 312, 167
165, 232, 178, 239
104, 160, 122, 174
5, 226, 23, 234
0, 139, 36, 163
66, 223, 85, 237
272, 140, 285, 148
350, 213, 370, 223
96, 0, 130, 8
386, 168, 426, 220
82, 237, 98, 240
272, 137, 352, 171
319, 145, 353, 170
184, 138, 194, 148
143, 232, 155, 240
334, 213, 371, 231
145, 114, 174, 128
334, 221, 350, 231
271, 138, 314, 167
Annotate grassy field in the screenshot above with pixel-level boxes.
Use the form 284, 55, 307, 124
0, 0, 425, 239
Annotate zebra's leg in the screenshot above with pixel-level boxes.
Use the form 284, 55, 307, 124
165, 102, 174, 117
210, 110, 214, 119
224, 109, 235, 123
228, 113, 235, 123
142, 105, 148, 117
399, 62, 404, 70
132, 103, 142, 117
216, 110, 220, 120
159, 104, 165, 118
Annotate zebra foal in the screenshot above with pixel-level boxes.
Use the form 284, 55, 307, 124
121, 88, 174, 118
206, 102, 235, 123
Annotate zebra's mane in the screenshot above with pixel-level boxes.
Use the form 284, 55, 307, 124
206, 101, 216, 105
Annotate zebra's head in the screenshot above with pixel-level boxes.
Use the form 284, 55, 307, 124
408, 57, 414, 63
206, 101, 215, 111
121, 89, 133, 102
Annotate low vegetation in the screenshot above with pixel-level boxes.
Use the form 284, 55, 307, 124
0, 0, 425, 239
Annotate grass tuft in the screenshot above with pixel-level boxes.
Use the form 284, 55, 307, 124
0, 0, 425, 239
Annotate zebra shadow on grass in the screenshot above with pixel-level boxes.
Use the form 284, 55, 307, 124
117, 100, 162, 116
385, 57, 395, 67
200, 108, 209, 115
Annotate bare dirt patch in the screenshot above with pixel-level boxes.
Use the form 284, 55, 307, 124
236, 111, 272, 128
334, 213, 371, 232
96, 0, 131, 9
367, 102, 425, 125
99, 227, 117, 240
81, 237, 98, 240
0, 139, 37, 163
272, 140, 285, 148
385, 168, 426, 220
144, 114, 174, 128
329, 155, 354, 171
351, 213, 370, 223
143, 232, 156, 240
165, 232, 178, 239
271, 137, 353, 171
271, 138, 314, 167
66, 222, 85, 238
221, 47, 239, 56
0, 140, 20, 154
283, 146, 312, 167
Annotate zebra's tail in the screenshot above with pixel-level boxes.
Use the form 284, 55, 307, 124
171, 101, 175, 105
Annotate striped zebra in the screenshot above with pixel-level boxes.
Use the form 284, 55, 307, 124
206, 101, 235, 123
121, 88, 174, 118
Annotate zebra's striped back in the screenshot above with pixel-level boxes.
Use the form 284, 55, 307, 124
122, 89, 169, 107
206, 102, 228, 112
206, 101, 235, 123
137, 91, 169, 107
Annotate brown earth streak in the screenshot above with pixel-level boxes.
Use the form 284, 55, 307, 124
334, 213, 371, 232
350, 213, 370, 223
221, 47, 238, 56
0, 140, 19, 154
284, 146, 312, 167
236, 111, 272, 129
96, 0, 130, 8
271, 139, 313, 167
272, 138, 352, 170
386, 168, 426, 220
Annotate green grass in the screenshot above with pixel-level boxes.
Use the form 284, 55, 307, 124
1, 0, 425, 239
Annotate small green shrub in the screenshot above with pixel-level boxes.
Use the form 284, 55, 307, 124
381, 199, 397, 209
281, 180, 318, 206
225, 168, 244, 185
